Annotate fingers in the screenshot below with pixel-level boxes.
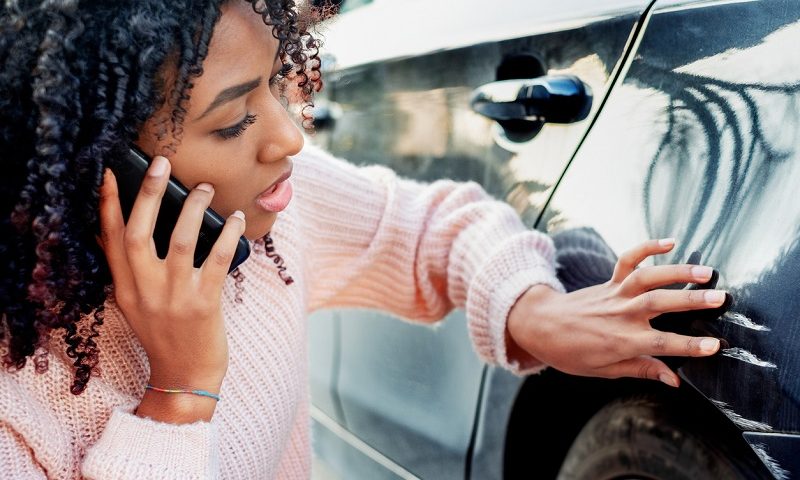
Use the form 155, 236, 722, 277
611, 238, 675, 283
632, 288, 727, 318
165, 183, 215, 275
124, 156, 170, 267
620, 264, 714, 296
639, 330, 721, 358
596, 356, 680, 387
98, 169, 134, 291
201, 210, 246, 287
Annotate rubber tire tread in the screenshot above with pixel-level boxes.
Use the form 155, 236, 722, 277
556, 396, 754, 480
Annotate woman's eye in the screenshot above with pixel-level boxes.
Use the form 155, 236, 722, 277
215, 113, 258, 140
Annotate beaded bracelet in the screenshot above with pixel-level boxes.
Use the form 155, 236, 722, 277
145, 384, 221, 402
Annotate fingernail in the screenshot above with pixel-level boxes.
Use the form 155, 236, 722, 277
659, 238, 676, 247
691, 265, 713, 280
196, 183, 213, 193
659, 373, 679, 387
149, 156, 168, 177
700, 338, 720, 354
231, 210, 245, 221
704, 290, 725, 304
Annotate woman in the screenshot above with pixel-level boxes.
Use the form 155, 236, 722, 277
0, 0, 726, 478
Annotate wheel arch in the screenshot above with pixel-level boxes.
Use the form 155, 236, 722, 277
500, 369, 769, 479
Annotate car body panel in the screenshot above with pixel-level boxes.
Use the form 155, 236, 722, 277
309, 312, 343, 423
466, 366, 524, 480
743, 432, 800, 480
539, 0, 800, 475
333, 312, 481, 480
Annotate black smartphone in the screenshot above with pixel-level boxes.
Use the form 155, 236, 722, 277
110, 146, 250, 273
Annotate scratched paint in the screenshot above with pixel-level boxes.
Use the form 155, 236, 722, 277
751, 443, 790, 480
711, 400, 774, 432
721, 348, 778, 369
721, 312, 771, 332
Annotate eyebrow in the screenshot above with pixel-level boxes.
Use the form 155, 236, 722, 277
194, 45, 283, 122
195, 77, 262, 121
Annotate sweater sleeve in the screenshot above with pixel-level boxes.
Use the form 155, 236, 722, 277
0, 422, 47, 479
294, 145, 565, 374
81, 405, 220, 480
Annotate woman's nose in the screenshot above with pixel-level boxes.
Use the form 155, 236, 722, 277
257, 104, 305, 163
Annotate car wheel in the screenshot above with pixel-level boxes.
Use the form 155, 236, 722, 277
556, 396, 752, 480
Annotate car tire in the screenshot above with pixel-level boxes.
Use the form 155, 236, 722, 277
556, 396, 753, 480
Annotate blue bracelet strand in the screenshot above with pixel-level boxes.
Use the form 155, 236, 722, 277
145, 384, 221, 402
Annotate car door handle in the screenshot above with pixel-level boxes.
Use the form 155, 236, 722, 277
470, 75, 592, 124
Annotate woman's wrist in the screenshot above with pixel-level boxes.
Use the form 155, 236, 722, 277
137, 366, 226, 424
135, 388, 218, 424
506, 284, 563, 364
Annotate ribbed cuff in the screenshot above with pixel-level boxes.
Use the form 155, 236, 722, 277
82, 404, 219, 480
467, 233, 565, 376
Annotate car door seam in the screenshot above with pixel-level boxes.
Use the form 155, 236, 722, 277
534, 0, 659, 229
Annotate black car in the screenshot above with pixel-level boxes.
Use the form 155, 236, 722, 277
308, 0, 800, 478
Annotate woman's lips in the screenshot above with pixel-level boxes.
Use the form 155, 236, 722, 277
256, 178, 293, 212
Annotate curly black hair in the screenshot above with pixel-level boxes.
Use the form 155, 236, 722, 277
0, 0, 329, 395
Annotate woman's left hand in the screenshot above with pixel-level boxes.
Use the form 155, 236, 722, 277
506, 238, 724, 388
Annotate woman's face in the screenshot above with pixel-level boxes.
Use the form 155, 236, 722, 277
136, 1, 304, 240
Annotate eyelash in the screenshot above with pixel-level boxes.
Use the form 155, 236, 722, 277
215, 113, 258, 140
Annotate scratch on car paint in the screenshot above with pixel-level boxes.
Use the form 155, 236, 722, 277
751, 443, 790, 480
720, 347, 777, 368
711, 400, 774, 432
721, 312, 771, 331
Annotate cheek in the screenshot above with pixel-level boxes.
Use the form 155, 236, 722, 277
166, 147, 253, 214
170, 139, 252, 200
143, 124, 279, 238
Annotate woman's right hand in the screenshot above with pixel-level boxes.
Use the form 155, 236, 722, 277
507, 238, 726, 388
98, 156, 245, 422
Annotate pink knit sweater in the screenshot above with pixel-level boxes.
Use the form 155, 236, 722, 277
0, 145, 563, 479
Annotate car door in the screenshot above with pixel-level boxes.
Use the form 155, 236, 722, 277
308, 1, 656, 478
538, 0, 800, 476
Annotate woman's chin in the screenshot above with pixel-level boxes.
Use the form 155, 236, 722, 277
243, 213, 277, 240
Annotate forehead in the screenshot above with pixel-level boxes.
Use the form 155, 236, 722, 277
211, 2, 278, 59
192, 2, 279, 94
